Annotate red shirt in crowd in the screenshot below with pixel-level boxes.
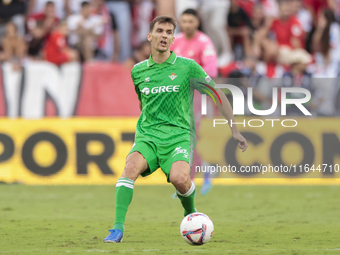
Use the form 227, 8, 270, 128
237, 0, 255, 17
271, 16, 304, 48
303, 0, 328, 16
44, 31, 69, 65
27, 13, 59, 35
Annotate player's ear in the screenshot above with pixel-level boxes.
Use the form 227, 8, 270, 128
171, 36, 175, 44
147, 33, 152, 42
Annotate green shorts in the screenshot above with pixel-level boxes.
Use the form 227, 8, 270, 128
128, 140, 194, 182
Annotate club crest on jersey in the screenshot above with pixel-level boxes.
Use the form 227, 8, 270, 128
169, 73, 178, 81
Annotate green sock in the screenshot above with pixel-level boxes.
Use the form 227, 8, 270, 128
113, 177, 134, 233
177, 181, 196, 216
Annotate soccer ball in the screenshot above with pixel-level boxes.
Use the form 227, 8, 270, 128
180, 212, 214, 245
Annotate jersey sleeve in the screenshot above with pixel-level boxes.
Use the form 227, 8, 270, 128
190, 60, 216, 95
131, 68, 141, 101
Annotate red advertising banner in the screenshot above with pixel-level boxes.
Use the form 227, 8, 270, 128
0, 61, 140, 118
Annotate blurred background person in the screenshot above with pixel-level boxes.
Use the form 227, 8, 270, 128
27, 0, 70, 19
0, 22, 26, 70
105, 0, 132, 61
0, 0, 26, 39
67, 1, 104, 62
171, 8, 218, 195
200, 0, 233, 67
175, 0, 199, 20
281, 49, 317, 116
26, 1, 59, 40
227, 0, 253, 59
44, 20, 78, 65
123, 40, 150, 69
91, 0, 120, 61
312, 8, 340, 64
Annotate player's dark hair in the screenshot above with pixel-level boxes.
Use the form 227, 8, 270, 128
81, 1, 90, 8
149, 16, 177, 32
182, 9, 198, 17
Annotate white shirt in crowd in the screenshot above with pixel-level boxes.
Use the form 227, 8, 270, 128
67, 14, 104, 46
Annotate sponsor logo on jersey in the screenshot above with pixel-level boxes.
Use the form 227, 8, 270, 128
145, 77, 150, 82
169, 73, 178, 81
141, 87, 150, 95
141, 85, 180, 95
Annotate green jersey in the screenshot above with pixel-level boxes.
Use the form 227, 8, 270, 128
131, 51, 216, 144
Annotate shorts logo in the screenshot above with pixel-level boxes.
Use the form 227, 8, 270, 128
172, 146, 189, 159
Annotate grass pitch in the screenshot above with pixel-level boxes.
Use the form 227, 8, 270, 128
1, 185, 340, 255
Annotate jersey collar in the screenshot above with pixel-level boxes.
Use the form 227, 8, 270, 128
147, 51, 177, 67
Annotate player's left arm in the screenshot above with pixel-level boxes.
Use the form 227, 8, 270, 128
192, 61, 248, 152
213, 89, 248, 152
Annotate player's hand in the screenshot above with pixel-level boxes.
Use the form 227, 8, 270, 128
233, 132, 248, 152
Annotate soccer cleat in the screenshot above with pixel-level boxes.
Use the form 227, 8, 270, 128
200, 179, 212, 196
103, 229, 123, 243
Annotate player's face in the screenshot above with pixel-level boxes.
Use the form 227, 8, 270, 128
180, 14, 199, 36
147, 22, 175, 53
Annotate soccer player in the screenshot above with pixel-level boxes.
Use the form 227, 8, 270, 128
104, 15, 247, 243
171, 8, 218, 195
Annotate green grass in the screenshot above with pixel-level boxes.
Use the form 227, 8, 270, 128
1, 185, 340, 254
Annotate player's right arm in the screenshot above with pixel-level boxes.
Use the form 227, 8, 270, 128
131, 67, 143, 111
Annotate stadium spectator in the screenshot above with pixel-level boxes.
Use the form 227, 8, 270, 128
282, 49, 316, 116
200, 0, 233, 67
303, 0, 329, 23
131, 0, 156, 49
312, 8, 340, 63
25, 21, 45, 59
291, 0, 313, 35
271, 0, 304, 49
237, 0, 256, 17
67, 1, 104, 61
0, 0, 26, 39
175, 0, 199, 20
253, 0, 304, 63
105, 0, 132, 61
260, 0, 279, 17
0, 22, 25, 70
92, 0, 120, 61
27, 0, 70, 19
123, 40, 150, 69
227, 0, 252, 58
70, 0, 90, 14
26, 1, 60, 39
44, 21, 78, 65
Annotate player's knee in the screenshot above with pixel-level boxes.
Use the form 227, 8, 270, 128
122, 161, 141, 180
170, 171, 190, 189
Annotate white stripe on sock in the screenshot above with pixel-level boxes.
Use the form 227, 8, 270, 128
118, 178, 134, 184
116, 183, 134, 189
176, 181, 195, 197
117, 180, 134, 186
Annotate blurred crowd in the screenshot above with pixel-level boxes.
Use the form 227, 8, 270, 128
0, 0, 340, 116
